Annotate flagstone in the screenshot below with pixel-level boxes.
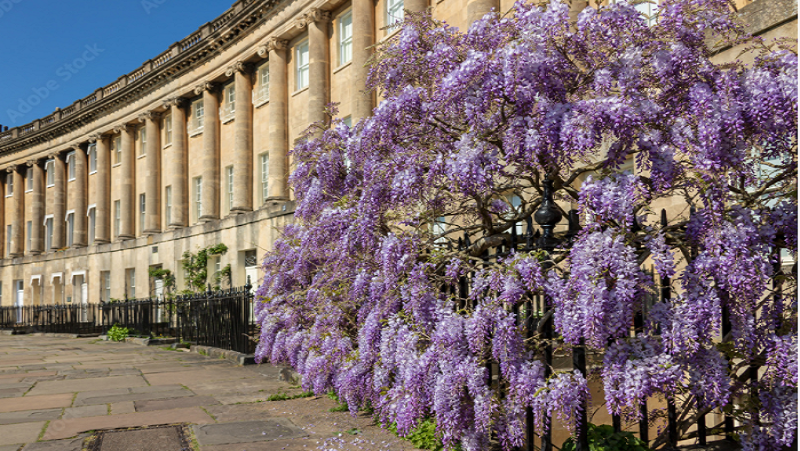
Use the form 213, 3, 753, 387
0, 421, 47, 446
26, 375, 148, 396
0, 408, 63, 425
42, 407, 214, 440
0, 393, 74, 413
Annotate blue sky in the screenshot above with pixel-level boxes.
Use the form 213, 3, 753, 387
0, 0, 232, 129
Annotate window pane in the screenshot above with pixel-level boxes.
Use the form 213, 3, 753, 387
340, 12, 353, 65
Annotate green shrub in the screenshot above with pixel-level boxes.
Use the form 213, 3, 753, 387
561, 424, 651, 451
388, 418, 459, 451
107, 324, 130, 342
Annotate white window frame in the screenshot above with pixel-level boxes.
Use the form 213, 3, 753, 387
221, 83, 236, 123
88, 144, 97, 174
433, 216, 447, 245
296, 41, 310, 91
139, 128, 146, 156
128, 268, 136, 299
253, 63, 270, 106
26, 221, 31, 252
260, 154, 269, 204
139, 193, 146, 234
165, 186, 172, 226
5, 224, 10, 257
339, 11, 353, 66
387, 0, 404, 26
114, 200, 121, 238
101, 271, 111, 302
5, 173, 12, 197
25, 168, 33, 192
66, 152, 76, 181
194, 177, 203, 222
65, 210, 75, 247
113, 136, 122, 165
87, 205, 96, 245
189, 99, 204, 136
44, 215, 54, 252
227, 166, 234, 212
164, 115, 172, 146
45, 160, 55, 187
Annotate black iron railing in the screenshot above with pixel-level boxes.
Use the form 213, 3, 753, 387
0, 285, 256, 354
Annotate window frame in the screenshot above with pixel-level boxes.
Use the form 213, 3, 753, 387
113, 136, 122, 165
165, 186, 172, 226
164, 115, 172, 146
114, 200, 121, 238
386, 0, 404, 26
139, 193, 146, 234
66, 152, 76, 181
87, 205, 96, 245
26, 221, 31, 252
5, 173, 12, 197
44, 216, 54, 251
296, 40, 310, 91
254, 63, 270, 105
25, 168, 33, 192
139, 127, 147, 156
339, 11, 353, 66
227, 166, 234, 212
194, 177, 203, 222
66, 211, 75, 247
45, 160, 55, 187
260, 153, 269, 204
88, 144, 97, 174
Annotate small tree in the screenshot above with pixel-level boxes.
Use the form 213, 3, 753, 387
181, 243, 228, 293
255, 1, 797, 450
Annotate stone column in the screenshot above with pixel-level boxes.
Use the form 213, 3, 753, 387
73, 145, 88, 247
28, 160, 44, 254
261, 38, 289, 200
140, 111, 161, 234
352, 0, 374, 121
196, 82, 220, 221
7, 166, 24, 257
227, 62, 254, 213
405, 0, 428, 13
115, 124, 135, 239
91, 134, 111, 243
165, 98, 187, 227
52, 153, 66, 250
467, 0, 498, 24
305, 9, 331, 128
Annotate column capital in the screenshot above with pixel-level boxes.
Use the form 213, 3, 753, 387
70, 143, 83, 152
138, 111, 162, 123
194, 82, 216, 96
5, 164, 18, 173
265, 37, 288, 53
26, 159, 40, 168
113, 123, 134, 134
225, 61, 253, 77
87, 133, 104, 143
163, 97, 187, 108
295, 9, 331, 28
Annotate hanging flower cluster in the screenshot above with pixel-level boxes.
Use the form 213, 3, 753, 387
255, 1, 797, 449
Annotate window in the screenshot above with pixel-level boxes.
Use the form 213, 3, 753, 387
339, 11, 353, 65
506, 194, 524, 236
139, 194, 146, 233
26, 168, 33, 192
67, 152, 76, 181
189, 99, 204, 136
127, 269, 136, 299
114, 200, 121, 238
433, 216, 447, 245
221, 84, 235, 122
260, 154, 269, 203
254, 63, 269, 104
5, 174, 12, 197
635, 0, 659, 26
165, 186, 172, 225
164, 115, 172, 145
227, 166, 234, 212
45, 217, 53, 251
5, 225, 10, 257
26, 221, 31, 252
194, 177, 203, 221
296, 41, 310, 90
113, 136, 122, 164
66, 212, 74, 247
46, 160, 54, 186
387, 0, 404, 25
101, 271, 111, 302
88, 144, 97, 173
88, 207, 96, 245
139, 128, 146, 156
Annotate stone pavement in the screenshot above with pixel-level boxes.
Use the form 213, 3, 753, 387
0, 334, 421, 451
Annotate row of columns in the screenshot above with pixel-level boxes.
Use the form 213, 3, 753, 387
2, 0, 496, 257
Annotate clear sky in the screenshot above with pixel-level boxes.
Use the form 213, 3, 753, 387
0, 0, 233, 129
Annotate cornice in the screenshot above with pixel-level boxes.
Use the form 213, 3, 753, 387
0, 0, 282, 156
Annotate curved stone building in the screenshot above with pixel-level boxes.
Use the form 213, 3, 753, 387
0, 0, 792, 306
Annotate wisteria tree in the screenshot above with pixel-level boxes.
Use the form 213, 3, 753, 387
254, 0, 797, 449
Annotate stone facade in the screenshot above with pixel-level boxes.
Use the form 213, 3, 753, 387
0, 0, 792, 307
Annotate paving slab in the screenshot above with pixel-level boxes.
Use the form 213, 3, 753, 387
110, 401, 135, 415
74, 386, 194, 407
21, 435, 88, 451
134, 395, 218, 412
0, 393, 74, 413
97, 426, 185, 451
0, 408, 63, 425
26, 375, 148, 396
0, 421, 47, 446
63, 405, 109, 419
0, 445, 21, 451
193, 419, 308, 446
0, 388, 27, 398
43, 407, 213, 440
